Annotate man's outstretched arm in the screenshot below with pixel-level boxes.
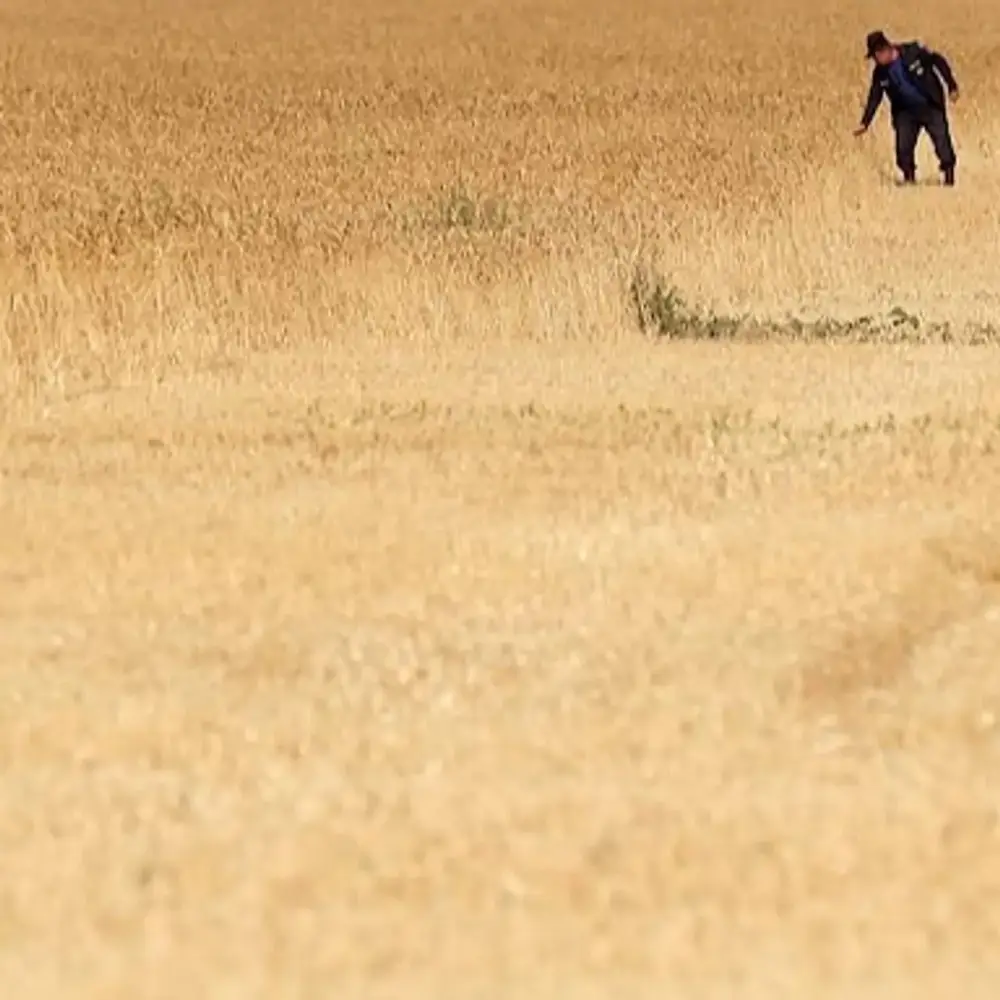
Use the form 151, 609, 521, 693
855, 77, 883, 133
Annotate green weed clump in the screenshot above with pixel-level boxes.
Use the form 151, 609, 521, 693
629, 263, 741, 340
630, 264, 1000, 344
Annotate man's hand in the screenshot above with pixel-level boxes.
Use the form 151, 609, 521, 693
950, 88, 960, 102
853, 125, 868, 137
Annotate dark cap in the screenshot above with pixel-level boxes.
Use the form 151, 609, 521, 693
865, 30, 891, 58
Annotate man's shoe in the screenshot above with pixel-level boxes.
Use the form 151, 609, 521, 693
943, 167, 956, 186
902, 171, 916, 184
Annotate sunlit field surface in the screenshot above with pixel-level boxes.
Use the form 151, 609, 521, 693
2, 1, 1000, 997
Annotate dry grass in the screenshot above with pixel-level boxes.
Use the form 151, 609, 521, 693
2, 1, 1000, 997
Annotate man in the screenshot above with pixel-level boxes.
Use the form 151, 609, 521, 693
853, 30, 960, 186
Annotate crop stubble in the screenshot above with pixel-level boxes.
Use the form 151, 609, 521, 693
1, 0, 1000, 997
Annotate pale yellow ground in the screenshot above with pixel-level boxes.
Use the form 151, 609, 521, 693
2, 0, 1000, 996
3, 343, 1000, 997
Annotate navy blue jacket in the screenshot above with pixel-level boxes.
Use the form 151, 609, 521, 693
860, 41, 958, 127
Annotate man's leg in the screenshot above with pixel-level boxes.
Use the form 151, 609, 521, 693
925, 107, 957, 185
894, 113, 920, 183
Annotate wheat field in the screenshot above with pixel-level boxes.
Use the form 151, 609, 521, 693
2, 0, 1000, 997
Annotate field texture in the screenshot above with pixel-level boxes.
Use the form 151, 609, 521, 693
2, 1, 1000, 997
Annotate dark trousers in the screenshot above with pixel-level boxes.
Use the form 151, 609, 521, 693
894, 106, 956, 178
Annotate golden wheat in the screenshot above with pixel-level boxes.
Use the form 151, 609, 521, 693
2, 1, 1000, 997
